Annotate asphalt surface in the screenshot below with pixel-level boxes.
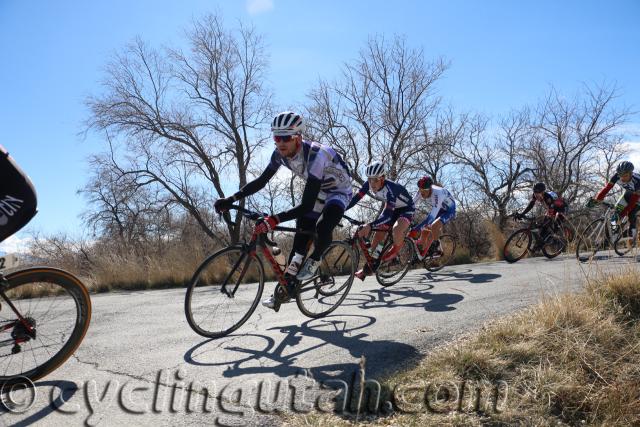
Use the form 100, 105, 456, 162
1, 253, 636, 426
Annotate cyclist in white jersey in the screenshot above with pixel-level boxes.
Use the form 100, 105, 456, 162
214, 112, 352, 308
410, 176, 456, 258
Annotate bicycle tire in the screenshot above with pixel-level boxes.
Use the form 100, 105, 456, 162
542, 233, 566, 258
0, 267, 91, 386
376, 237, 414, 287
575, 218, 608, 263
424, 234, 457, 272
185, 245, 264, 338
296, 241, 356, 318
503, 229, 532, 263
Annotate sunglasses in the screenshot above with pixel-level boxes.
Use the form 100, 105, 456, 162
274, 135, 295, 143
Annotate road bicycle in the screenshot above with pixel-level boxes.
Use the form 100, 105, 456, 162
184, 205, 357, 339
503, 214, 567, 263
576, 201, 629, 262
0, 267, 91, 386
340, 215, 415, 287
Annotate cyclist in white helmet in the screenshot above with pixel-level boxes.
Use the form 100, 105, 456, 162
346, 161, 415, 280
410, 175, 456, 258
215, 111, 352, 309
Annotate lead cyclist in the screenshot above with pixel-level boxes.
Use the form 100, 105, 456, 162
214, 111, 353, 309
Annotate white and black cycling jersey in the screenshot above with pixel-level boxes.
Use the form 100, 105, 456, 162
268, 141, 351, 195
609, 172, 640, 193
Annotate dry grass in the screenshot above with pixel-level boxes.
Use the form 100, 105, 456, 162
285, 269, 640, 426
484, 220, 508, 261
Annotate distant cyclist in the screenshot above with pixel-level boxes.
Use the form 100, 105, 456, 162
515, 182, 567, 223
0, 145, 37, 245
410, 176, 456, 258
346, 161, 414, 280
214, 112, 352, 308
588, 160, 640, 240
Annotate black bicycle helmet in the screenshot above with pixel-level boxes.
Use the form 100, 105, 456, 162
616, 161, 634, 175
533, 182, 546, 193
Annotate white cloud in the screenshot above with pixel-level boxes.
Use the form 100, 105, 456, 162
0, 234, 32, 256
246, 0, 274, 15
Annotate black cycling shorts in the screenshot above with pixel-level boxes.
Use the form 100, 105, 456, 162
0, 146, 37, 244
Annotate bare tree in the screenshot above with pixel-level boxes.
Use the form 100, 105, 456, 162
451, 111, 533, 228
80, 150, 172, 246
411, 108, 465, 185
86, 14, 273, 243
306, 35, 448, 185
527, 84, 631, 204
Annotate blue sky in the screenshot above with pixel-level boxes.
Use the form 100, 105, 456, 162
1, 0, 639, 252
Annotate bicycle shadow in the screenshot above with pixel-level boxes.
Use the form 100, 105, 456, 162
0, 380, 78, 426
420, 269, 501, 284
352, 283, 463, 312
184, 314, 421, 383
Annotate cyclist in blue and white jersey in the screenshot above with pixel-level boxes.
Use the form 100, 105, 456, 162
410, 176, 456, 258
214, 111, 352, 308
346, 161, 415, 280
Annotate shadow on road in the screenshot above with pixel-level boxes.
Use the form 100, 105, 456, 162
184, 314, 421, 383
421, 268, 501, 284
0, 380, 78, 426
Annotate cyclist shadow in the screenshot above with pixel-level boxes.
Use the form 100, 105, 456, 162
351, 283, 463, 313
420, 269, 501, 284
0, 380, 78, 426
184, 314, 421, 383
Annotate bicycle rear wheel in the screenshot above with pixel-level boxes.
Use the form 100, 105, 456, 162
503, 229, 531, 263
0, 267, 91, 386
296, 241, 356, 318
376, 237, 414, 287
185, 246, 264, 338
424, 234, 457, 272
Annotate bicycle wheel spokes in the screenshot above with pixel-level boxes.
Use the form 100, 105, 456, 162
185, 247, 264, 338
376, 238, 414, 287
576, 218, 606, 263
503, 229, 532, 263
296, 241, 355, 318
424, 234, 456, 272
0, 268, 91, 384
542, 233, 566, 258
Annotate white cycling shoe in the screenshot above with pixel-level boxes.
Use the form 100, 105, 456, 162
296, 258, 320, 281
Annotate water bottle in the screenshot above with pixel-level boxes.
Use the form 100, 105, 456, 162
271, 245, 286, 270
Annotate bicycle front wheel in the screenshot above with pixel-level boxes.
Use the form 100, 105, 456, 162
296, 241, 356, 318
0, 267, 91, 386
185, 245, 264, 338
542, 232, 566, 258
424, 234, 457, 272
503, 229, 532, 263
576, 218, 608, 263
376, 237, 414, 287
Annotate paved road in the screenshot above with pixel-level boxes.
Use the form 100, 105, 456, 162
1, 253, 635, 426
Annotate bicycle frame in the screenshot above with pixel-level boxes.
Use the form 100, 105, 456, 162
218, 207, 315, 298
0, 272, 36, 341
341, 216, 393, 271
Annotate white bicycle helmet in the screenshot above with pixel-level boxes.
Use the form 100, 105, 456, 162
271, 111, 305, 136
365, 161, 385, 178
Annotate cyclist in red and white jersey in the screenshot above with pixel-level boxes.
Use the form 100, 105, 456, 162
410, 176, 456, 258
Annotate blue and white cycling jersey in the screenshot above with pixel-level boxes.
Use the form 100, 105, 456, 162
347, 179, 415, 226
413, 185, 456, 228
